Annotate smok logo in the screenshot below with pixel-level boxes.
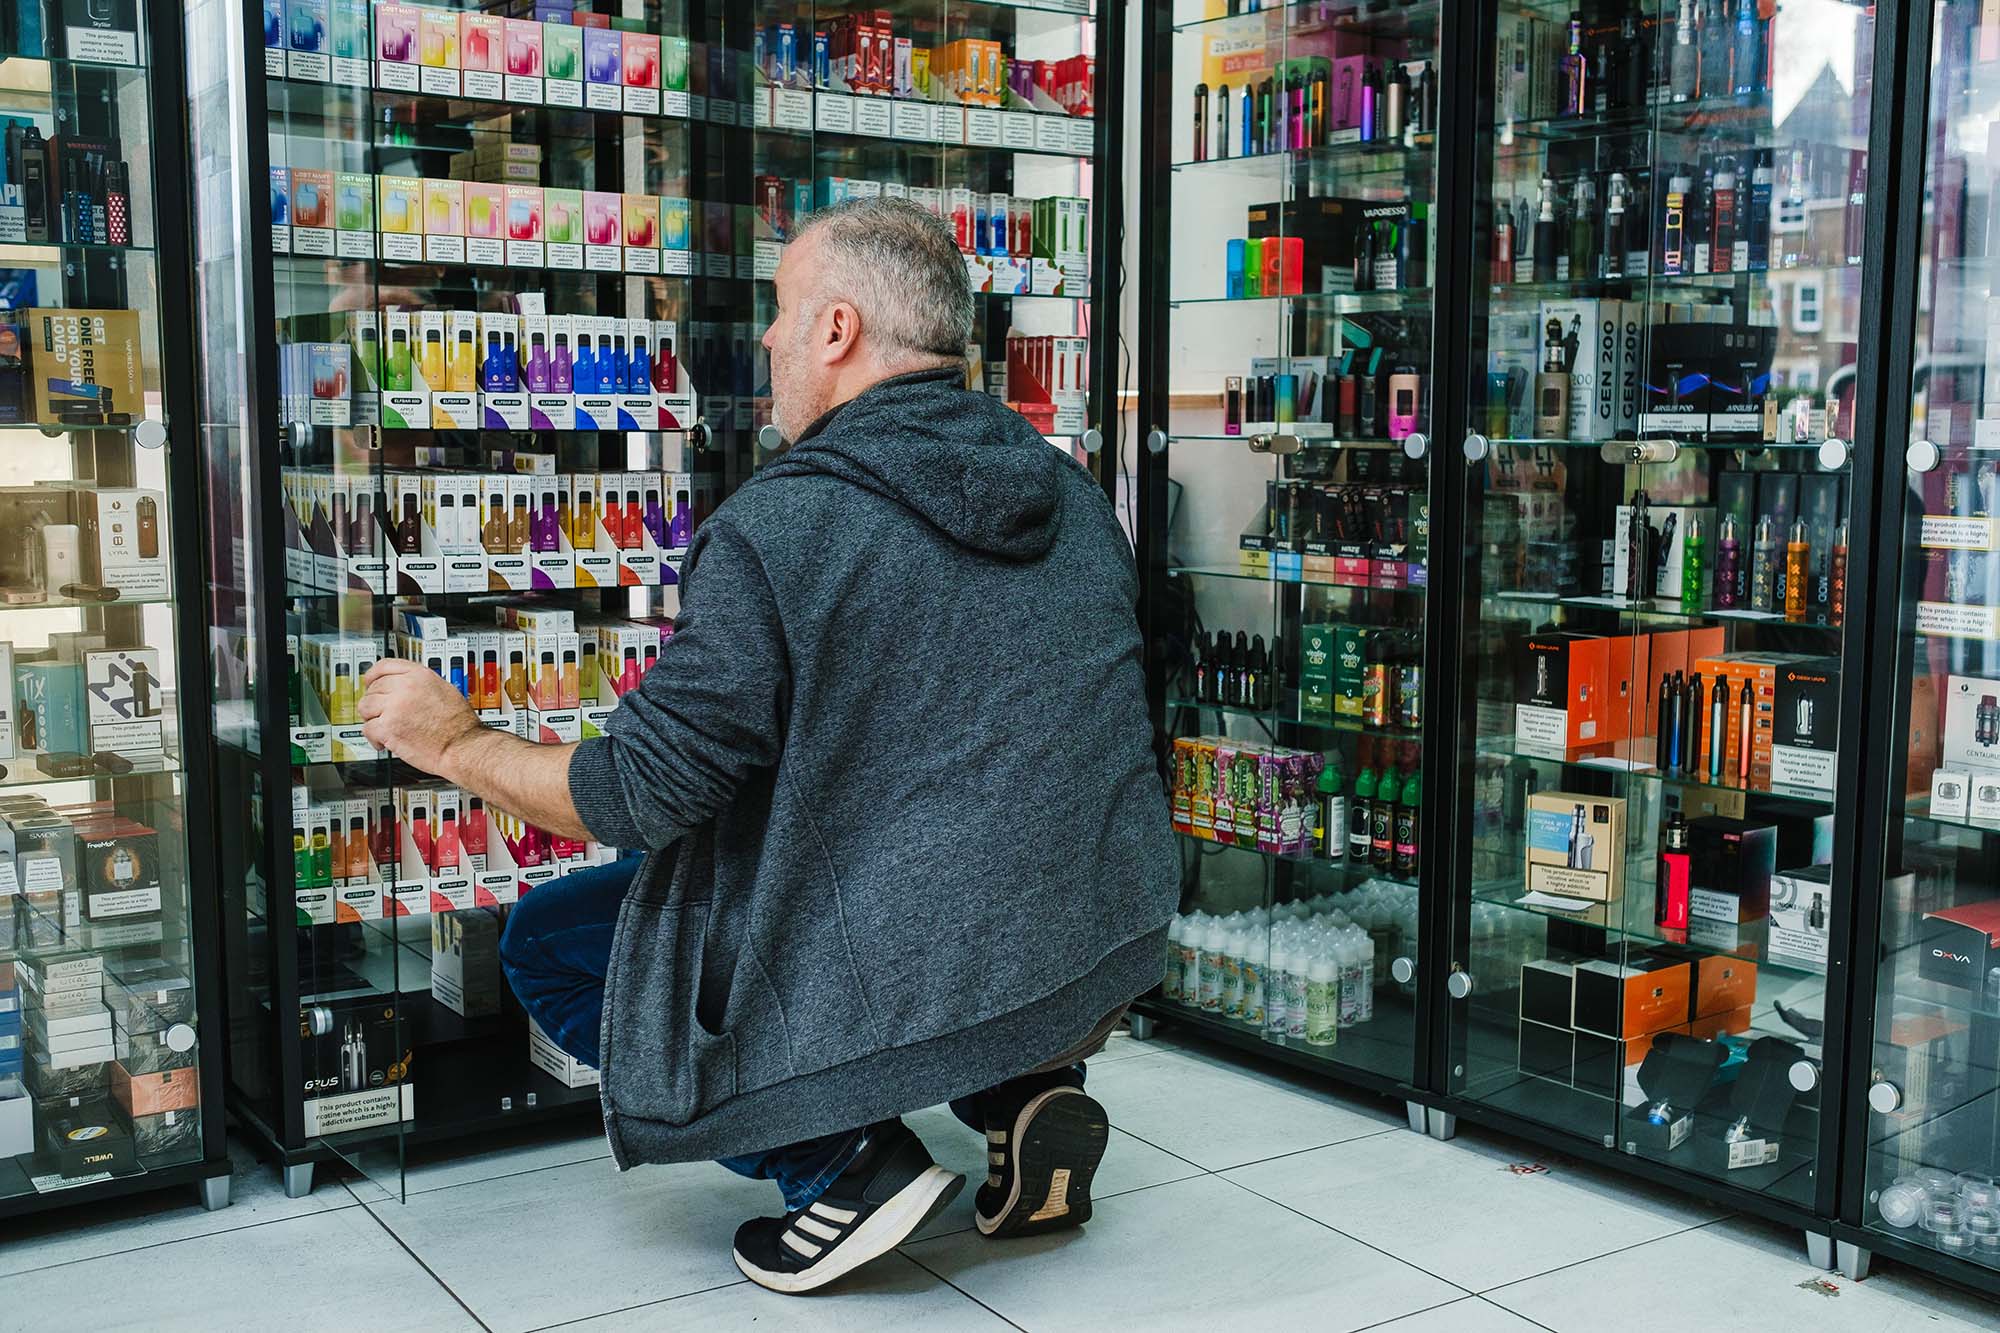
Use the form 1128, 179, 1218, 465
1932, 948, 1972, 965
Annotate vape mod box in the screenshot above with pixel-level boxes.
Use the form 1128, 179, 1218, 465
26, 309, 142, 425
1514, 631, 1634, 752
42, 1096, 134, 1175
1707, 324, 1777, 441
1919, 898, 2000, 988
1613, 505, 1715, 602
1688, 816, 1776, 922
1524, 791, 1627, 902
79, 488, 167, 599
1571, 957, 1691, 1040
1770, 659, 1839, 790
1246, 196, 1380, 295
1769, 863, 1833, 973
1942, 675, 2000, 775
1538, 299, 1640, 441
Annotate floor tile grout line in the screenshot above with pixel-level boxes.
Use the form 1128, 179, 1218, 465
1474, 1213, 1738, 1300
895, 1247, 1032, 1332
1214, 1172, 1476, 1297
1343, 1293, 1487, 1333
1476, 1292, 1562, 1333
355, 1198, 497, 1333
398, 1151, 616, 1201
517, 1278, 752, 1332
1205, 1125, 1407, 1174
0, 1196, 362, 1281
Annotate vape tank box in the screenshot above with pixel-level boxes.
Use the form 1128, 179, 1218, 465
79, 488, 166, 598
1769, 864, 1833, 973
1571, 958, 1691, 1040
27, 309, 142, 425
82, 647, 161, 753
42, 1097, 134, 1176
1524, 792, 1627, 903
528, 1016, 599, 1088
1771, 660, 1839, 790
1515, 632, 1632, 752
1941, 675, 2000, 775
111, 1061, 198, 1118
1919, 899, 2000, 989
1638, 322, 1714, 436
78, 820, 160, 921
430, 909, 501, 1018
1688, 816, 1776, 922
1539, 299, 1636, 441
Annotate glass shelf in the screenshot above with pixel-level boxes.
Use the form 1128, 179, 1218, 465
1168, 694, 1422, 743
1173, 0, 1441, 39
1171, 564, 1428, 593
1476, 740, 1836, 811
1171, 430, 1415, 450
1177, 828, 1421, 889
1169, 287, 1431, 313
1485, 434, 1843, 456
1486, 589, 1844, 635
1171, 134, 1435, 176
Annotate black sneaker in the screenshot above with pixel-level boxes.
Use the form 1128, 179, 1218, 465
974, 1085, 1109, 1238
732, 1122, 963, 1294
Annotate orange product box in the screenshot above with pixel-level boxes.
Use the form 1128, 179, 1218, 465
1572, 956, 1692, 1040
1516, 631, 1639, 751
1692, 954, 1758, 1018
1687, 1004, 1752, 1041
112, 1063, 201, 1118
1630, 627, 1725, 743
1694, 652, 1786, 785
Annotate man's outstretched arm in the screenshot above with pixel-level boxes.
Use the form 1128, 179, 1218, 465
358, 658, 590, 840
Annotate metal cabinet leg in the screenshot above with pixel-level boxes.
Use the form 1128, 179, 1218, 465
1427, 1109, 1457, 1141
1405, 1101, 1427, 1133
1804, 1231, 1832, 1270
1836, 1241, 1871, 1282
1127, 1013, 1156, 1042
198, 1173, 232, 1212
282, 1162, 315, 1199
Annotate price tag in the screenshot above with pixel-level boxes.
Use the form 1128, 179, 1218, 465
933, 104, 965, 144
1035, 116, 1071, 153
892, 101, 933, 140
1000, 112, 1037, 150
965, 108, 1003, 146
773, 88, 812, 130
815, 93, 856, 134
854, 98, 894, 137
1726, 1138, 1780, 1170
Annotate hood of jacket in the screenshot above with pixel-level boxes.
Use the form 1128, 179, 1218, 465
757, 366, 1067, 561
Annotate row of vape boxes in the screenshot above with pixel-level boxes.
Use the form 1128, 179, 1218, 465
3, 954, 200, 1174
1168, 738, 1327, 857
270, 1, 695, 110
2, 791, 171, 953
1491, 300, 1798, 443
282, 309, 694, 434
1609, 471, 1848, 622
271, 169, 695, 273
291, 779, 620, 921
1242, 482, 1429, 589
1517, 949, 1761, 1099
1003, 335, 1090, 436
1515, 627, 1839, 791
1922, 673, 2000, 824
0, 640, 168, 771
1912, 457, 2000, 638
1235, 196, 1427, 298
283, 467, 691, 597
760, 16, 1094, 117
293, 604, 672, 759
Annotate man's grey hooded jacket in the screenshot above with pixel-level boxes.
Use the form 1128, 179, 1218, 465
567, 367, 1180, 1166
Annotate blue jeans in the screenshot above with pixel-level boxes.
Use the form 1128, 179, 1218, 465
499, 857, 1084, 1211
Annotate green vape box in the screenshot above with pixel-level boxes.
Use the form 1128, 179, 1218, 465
1333, 625, 1368, 719
1300, 624, 1337, 720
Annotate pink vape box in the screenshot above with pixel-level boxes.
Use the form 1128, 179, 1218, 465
507, 186, 545, 242
461, 14, 504, 72
465, 182, 504, 241
583, 191, 621, 246
621, 32, 659, 89
376, 3, 419, 63
504, 19, 543, 76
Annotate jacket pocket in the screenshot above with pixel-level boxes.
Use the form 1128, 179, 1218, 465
604, 895, 738, 1127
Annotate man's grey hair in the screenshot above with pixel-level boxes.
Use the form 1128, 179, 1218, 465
792, 197, 974, 366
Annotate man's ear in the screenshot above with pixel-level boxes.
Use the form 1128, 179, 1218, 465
821, 300, 861, 365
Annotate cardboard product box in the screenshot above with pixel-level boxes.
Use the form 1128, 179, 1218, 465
430, 909, 501, 1018
0, 1091, 29, 1156
111, 1060, 198, 1118
1689, 816, 1777, 922
1572, 957, 1692, 1039
1708, 324, 1777, 441
297, 999, 408, 1101
77, 489, 167, 599
1692, 652, 1787, 787
1246, 195, 1379, 295
1515, 632, 1632, 752
1689, 954, 1759, 1019
1770, 864, 1833, 973
27, 309, 143, 425
1920, 898, 2000, 989
1524, 791, 1627, 903
82, 647, 164, 752
1299, 624, 1337, 721
1771, 659, 1839, 790
1638, 322, 1713, 437
41, 1096, 135, 1175
128, 1104, 199, 1158
1520, 960, 1577, 1029
528, 1016, 599, 1088
77, 819, 161, 921
1540, 299, 1635, 441
1941, 674, 2000, 776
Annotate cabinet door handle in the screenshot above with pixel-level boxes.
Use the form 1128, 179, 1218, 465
1402, 432, 1428, 461
1146, 428, 1168, 456
1905, 439, 1942, 474
1867, 1080, 1902, 1114
1080, 428, 1104, 454
1462, 433, 1490, 461
1446, 968, 1474, 1000
1391, 956, 1416, 984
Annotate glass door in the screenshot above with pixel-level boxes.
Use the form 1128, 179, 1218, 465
1152, 0, 1441, 1093
1448, 0, 1875, 1211
1855, 0, 2000, 1283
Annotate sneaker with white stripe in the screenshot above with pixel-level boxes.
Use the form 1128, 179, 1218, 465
732, 1122, 963, 1295
974, 1085, 1109, 1238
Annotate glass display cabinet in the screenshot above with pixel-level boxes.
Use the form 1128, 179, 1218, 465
1132, 0, 1452, 1122
191, 0, 757, 1200
0, 2, 230, 1217
1840, 0, 2000, 1297
744, 0, 1117, 466
1437, 0, 1886, 1253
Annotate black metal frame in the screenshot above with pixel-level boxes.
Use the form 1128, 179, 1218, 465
0, 1, 234, 1221
1131, 0, 2000, 1298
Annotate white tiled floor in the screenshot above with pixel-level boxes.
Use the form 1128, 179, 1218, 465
5, 1032, 1998, 1332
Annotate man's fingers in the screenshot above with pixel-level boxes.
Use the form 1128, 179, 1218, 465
357, 690, 385, 721
362, 656, 416, 686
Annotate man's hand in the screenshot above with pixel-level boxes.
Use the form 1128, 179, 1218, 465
359, 658, 485, 779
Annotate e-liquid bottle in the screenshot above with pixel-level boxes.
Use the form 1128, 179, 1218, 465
1393, 766, 1420, 878
1370, 762, 1397, 867
1350, 750, 1377, 863
1715, 513, 1742, 607
1681, 514, 1706, 612
1655, 813, 1692, 929
1318, 754, 1346, 861
1750, 515, 1777, 610
1785, 519, 1810, 622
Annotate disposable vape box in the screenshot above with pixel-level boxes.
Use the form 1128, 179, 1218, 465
1688, 816, 1776, 922
78, 820, 161, 920
1919, 899, 2000, 988
83, 647, 163, 752
431, 909, 501, 1018
79, 488, 167, 598
1771, 659, 1839, 790
1524, 791, 1627, 903
1637, 322, 1713, 436
1708, 325, 1777, 441
13, 659, 86, 757
461, 14, 505, 98
1571, 957, 1691, 1040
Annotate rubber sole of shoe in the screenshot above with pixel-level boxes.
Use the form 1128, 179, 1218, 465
734, 1165, 964, 1295
976, 1087, 1109, 1238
